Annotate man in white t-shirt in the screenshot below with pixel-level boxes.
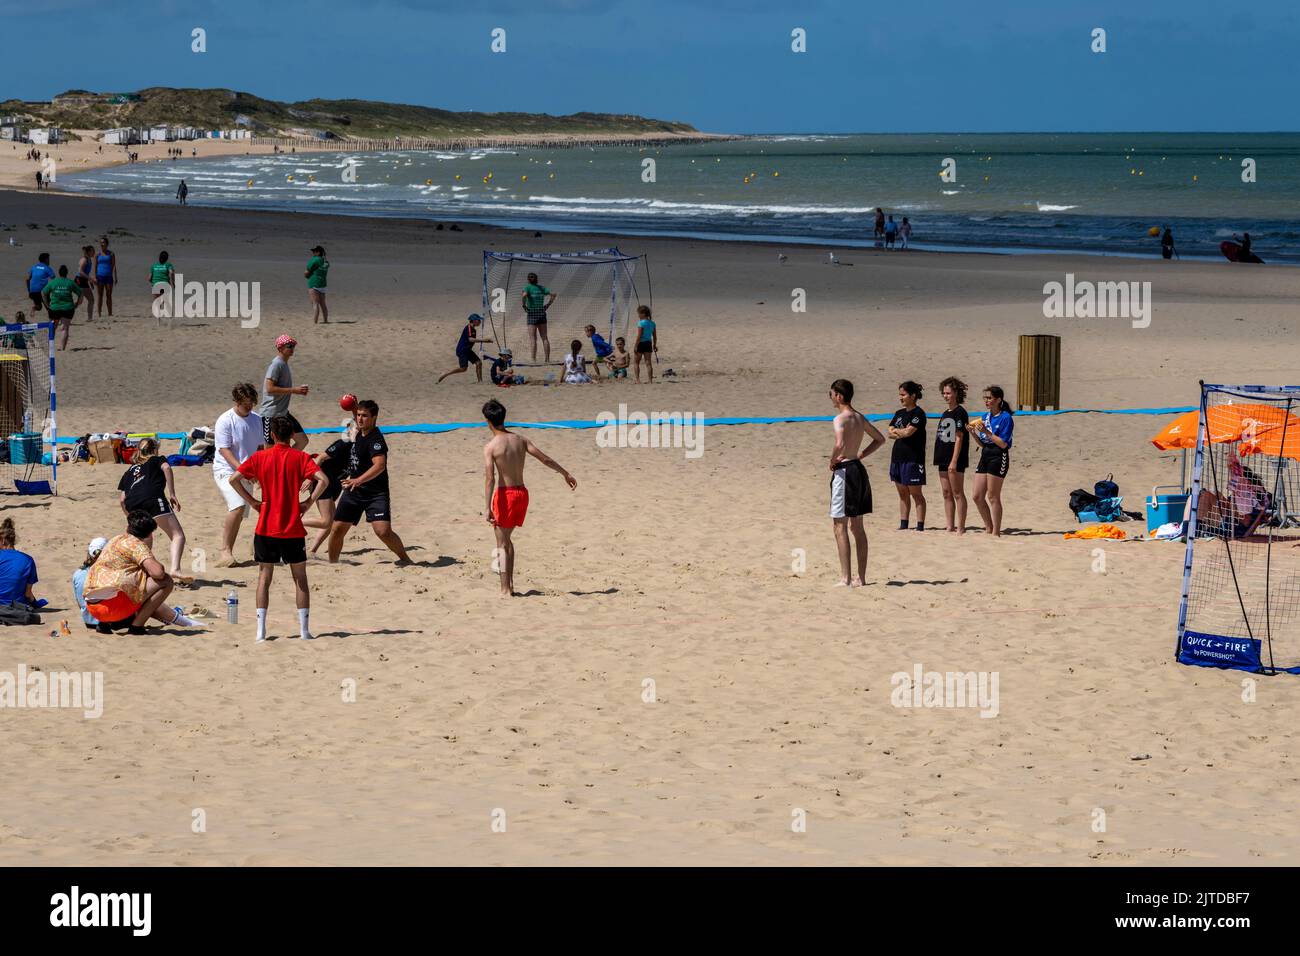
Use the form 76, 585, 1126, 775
213, 382, 265, 567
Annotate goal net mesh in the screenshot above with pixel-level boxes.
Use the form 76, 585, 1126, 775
0, 322, 55, 495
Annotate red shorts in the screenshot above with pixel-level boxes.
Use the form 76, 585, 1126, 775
87, 589, 142, 623
492, 485, 529, 528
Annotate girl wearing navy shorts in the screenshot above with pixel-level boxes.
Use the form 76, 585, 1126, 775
968, 385, 1014, 537
887, 381, 927, 530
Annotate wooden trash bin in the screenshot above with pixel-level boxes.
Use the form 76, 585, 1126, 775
1017, 334, 1060, 411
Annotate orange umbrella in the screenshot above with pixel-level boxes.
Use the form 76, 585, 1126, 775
1239, 424, 1300, 460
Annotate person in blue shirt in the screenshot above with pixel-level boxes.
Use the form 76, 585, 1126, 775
584, 324, 615, 380
436, 314, 494, 384
967, 385, 1014, 537
26, 252, 55, 313
71, 537, 109, 629
0, 518, 40, 608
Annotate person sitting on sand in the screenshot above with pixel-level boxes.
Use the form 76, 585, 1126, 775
482, 398, 577, 596
71, 537, 108, 630
118, 438, 190, 583
84, 511, 204, 634
437, 314, 493, 384
0, 518, 41, 609
607, 337, 631, 379
585, 324, 614, 379
490, 348, 518, 387
562, 339, 592, 384
828, 379, 886, 587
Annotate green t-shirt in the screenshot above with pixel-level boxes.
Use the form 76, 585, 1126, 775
306, 255, 329, 289
150, 262, 173, 286
43, 276, 80, 310
523, 282, 549, 312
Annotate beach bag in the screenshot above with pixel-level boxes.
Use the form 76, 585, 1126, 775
1069, 489, 1100, 515
1094, 473, 1119, 499
0, 602, 40, 626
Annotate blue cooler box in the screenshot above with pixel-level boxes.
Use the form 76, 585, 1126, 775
7, 432, 42, 465
1147, 485, 1188, 535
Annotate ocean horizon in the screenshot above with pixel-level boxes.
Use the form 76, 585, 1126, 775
58, 132, 1300, 262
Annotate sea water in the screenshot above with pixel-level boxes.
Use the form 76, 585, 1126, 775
58, 133, 1300, 262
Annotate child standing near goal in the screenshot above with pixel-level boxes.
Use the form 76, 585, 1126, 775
632, 305, 657, 384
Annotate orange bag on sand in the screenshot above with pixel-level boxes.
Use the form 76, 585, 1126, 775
1064, 524, 1128, 541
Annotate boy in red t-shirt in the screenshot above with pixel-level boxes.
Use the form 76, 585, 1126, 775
230, 415, 330, 641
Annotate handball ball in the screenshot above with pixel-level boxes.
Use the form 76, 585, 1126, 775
340, 393, 358, 411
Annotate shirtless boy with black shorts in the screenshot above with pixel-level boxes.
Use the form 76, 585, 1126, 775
829, 378, 886, 587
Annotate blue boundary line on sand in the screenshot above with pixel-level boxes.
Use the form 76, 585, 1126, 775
52, 406, 1198, 444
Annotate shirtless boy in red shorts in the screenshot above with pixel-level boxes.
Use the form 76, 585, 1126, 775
482, 399, 577, 596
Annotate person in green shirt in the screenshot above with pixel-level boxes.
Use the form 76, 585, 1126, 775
306, 244, 330, 324
41, 264, 85, 351
521, 271, 556, 364
149, 251, 175, 325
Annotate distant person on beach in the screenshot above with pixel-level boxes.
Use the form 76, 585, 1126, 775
231, 415, 330, 642
899, 216, 912, 249
25, 252, 54, 313
94, 236, 116, 317
40, 264, 84, 351
83, 511, 203, 633
968, 385, 1014, 537
150, 250, 174, 322
828, 379, 885, 587
305, 245, 329, 323
632, 305, 657, 384
885, 215, 898, 249
260, 334, 309, 450
213, 383, 265, 567
76, 245, 95, 322
176, 180, 188, 205
888, 381, 928, 530
436, 313, 493, 384
481, 398, 577, 596
522, 271, 555, 364
874, 207, 885, 242
304, 418, 355, 554
934, 377, 970, 533
1161, 226, 1175, 260
326, 400, 412, 565
117, 438, 189, 582
34, 169, 42, 190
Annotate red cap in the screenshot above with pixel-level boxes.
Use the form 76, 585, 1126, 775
275, 334, 298, 349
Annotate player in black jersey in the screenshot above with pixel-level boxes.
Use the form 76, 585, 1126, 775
934, 377, 970, 533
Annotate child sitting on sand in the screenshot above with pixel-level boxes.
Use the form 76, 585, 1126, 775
608, 337, 630, 379
562, 340, 592, 384
490, 348, 521, 387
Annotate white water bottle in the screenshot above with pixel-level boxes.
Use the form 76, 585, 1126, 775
226, 590, 238, 624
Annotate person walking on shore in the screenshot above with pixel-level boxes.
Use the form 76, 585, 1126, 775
305, 245, 329, 323
176, 180, 189, 205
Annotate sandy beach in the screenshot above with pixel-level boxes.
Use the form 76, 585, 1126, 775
1, 182, 1298, 866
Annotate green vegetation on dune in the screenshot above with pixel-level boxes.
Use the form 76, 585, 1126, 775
1, 87, 702, 139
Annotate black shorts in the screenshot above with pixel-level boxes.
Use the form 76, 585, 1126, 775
48, 308, 75, 321
889, 460, 926, 486
324, 477, 344, 502
254, 534, 307, 565
933, 450, 968, 473
457, 348, 480, 370
28, 292, 44, 310
976, 446, 1010, 478
526, 309, 548, 327
128, 494, 173, 518
635, 340, 653, 354
262, 412, 303, 446
335, 491, 391, 525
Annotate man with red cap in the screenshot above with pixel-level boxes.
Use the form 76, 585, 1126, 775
260, 334, 309, 450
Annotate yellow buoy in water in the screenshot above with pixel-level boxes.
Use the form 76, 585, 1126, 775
1148, 226, 1160, 237
287, 174, 294, 181
455, 174, 461, 180
521, 175, 527, 182
247, 179, 254, 187
426, 179, 432, 185
773, 171, 779, 177
1192, 175, 1198, 182
549, 173, 555, 179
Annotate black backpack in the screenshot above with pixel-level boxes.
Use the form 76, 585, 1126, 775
1094, 473, 1119, 499
1070, 489, 1100, 515
0, 602, 41, 626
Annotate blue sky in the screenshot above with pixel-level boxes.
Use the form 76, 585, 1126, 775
0, 0, 1294, 133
